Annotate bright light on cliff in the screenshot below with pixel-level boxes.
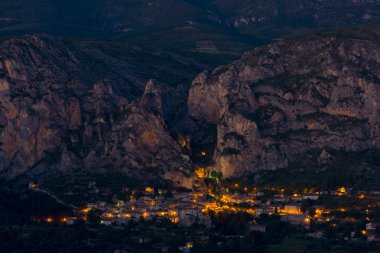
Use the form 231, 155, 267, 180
195, 167, 207, 178
145, 187, 154, 193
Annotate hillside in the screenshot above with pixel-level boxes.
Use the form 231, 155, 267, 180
0, 0, 379, 67
0, 27, 379, 187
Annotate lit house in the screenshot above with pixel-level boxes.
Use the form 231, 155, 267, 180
282, 215, 311, 229
179, 209, 211, 228
281, 204, 302, 215
302, 195, 319, 200
366, 222, 380, 230
195, 167, 208, 179
366, 222, 380, 242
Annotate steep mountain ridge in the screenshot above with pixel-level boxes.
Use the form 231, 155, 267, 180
0, 35, 189, 178
188, 27, 380, 177
0, 27, 380, 182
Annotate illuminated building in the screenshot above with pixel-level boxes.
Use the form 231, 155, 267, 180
145, 187, 154, 193
195, 167, 208, 179
281, 204, 302, 215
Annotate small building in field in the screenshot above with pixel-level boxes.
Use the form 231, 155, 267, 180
366, 222, 380, 241
366, 222, 380, 231
249, 223, 266, 233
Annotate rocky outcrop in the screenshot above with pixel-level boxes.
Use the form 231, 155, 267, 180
91, 80, 190, 172
1, 28, 380, 182
188, 28, 380, 178
0, 35, 189, 178
188, 69, 257, 124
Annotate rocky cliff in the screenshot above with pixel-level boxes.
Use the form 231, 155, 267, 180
0, 35, 190, 178
1, 27, 380, 181
188, 28, 380, 178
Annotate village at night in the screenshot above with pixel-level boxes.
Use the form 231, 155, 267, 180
24, 160, 380, 253
1, 1, 380, 253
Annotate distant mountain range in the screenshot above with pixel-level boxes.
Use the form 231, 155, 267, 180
0, 0, 379, 67
1, 0, 379, 36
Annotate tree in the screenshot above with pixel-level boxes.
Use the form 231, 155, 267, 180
375, 225, 380, 235
301, 199, 314, 213
308, 208, 316, 217
86, 208, 102, 224
209, 171, 222, 182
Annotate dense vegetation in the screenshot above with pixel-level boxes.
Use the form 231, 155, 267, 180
249, 149, 380, 191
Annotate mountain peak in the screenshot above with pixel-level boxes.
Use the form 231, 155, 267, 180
143, 79, 159, 95
140, 79, 163, 117
187, 27, 380, 177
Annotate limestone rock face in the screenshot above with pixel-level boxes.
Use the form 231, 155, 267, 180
95, 80, 190, 172
0, 35, 189, 178
188, 68, 257, 124
188, 29, 380, 178
1, 29, 380, 181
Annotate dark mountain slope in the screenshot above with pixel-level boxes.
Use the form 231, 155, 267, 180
0, 0, 379, 68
